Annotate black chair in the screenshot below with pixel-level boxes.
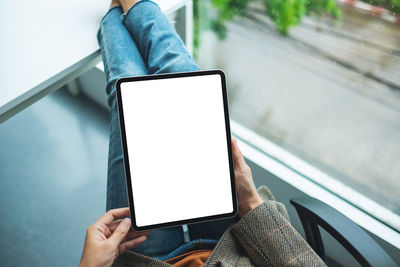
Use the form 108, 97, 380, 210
290, 196, 397, 267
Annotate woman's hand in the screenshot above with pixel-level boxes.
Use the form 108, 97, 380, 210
232, 138, 263, 217
79, 207, 151, 267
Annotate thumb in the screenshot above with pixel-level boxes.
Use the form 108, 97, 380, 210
109, 218, 131, 246
232, 139, 246, 168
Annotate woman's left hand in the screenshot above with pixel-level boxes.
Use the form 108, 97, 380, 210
79, 207, 151, 267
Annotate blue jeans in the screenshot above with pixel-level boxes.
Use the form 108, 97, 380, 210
97, 1, 238, 260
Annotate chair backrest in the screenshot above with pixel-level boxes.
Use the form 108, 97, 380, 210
290, 196, 397, 267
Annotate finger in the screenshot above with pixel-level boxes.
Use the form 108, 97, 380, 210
109, 220, 151, 238
98, 207, 130, 226
88, 222, 113, 240
124, 230, 152, 241
108, 218, 131, 246
104, 225, 112, 238
110, 222, 151, 240
231, 139, 246, 168
118, 236, 147, 255
108, 219, 123, 232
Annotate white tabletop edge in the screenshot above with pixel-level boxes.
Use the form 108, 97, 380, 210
0, 0, 190, 123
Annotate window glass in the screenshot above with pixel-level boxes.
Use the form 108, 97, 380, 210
193, 0, 400, 219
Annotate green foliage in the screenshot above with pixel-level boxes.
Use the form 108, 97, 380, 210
263, 0, 307, 34
264, 0, 342, 33
193, 0, 398, 54
262, 0, 341, 33
362, 0, 400, 14
306, 0, 342, 18
211, 18, 229, 39
210, 0, 254, 38
212, 0, 252, 20
196, 0, 341, 36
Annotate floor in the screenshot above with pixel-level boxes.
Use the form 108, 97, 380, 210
0, 87, 109, 266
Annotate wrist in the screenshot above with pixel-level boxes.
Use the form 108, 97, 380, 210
239, 194, 263, 217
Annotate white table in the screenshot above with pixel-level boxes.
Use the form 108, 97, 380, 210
0, 0, 193, 123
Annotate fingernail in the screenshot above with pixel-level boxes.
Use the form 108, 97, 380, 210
122, 218, 131, 227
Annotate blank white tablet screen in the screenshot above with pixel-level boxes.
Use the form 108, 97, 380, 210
120, 74, 234, 227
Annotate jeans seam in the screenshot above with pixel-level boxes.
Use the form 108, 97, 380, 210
101, 6, 122, 25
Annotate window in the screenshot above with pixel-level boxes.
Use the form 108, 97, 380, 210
193, 0, 400, 229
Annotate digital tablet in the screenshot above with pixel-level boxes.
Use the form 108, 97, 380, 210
116, 70, 237, 231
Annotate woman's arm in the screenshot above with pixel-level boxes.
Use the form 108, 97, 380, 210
229, 140, 326, 267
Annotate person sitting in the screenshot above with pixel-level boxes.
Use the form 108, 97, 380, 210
79, 1, 326, 266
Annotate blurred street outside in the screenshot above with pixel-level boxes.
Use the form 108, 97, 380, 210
197, 4, 400, 214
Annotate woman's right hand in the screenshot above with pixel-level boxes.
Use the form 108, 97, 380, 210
79, 208, 151, 267
231, 138, 263, 217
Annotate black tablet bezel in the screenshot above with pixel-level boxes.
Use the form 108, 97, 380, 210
116, 70, 237, 231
